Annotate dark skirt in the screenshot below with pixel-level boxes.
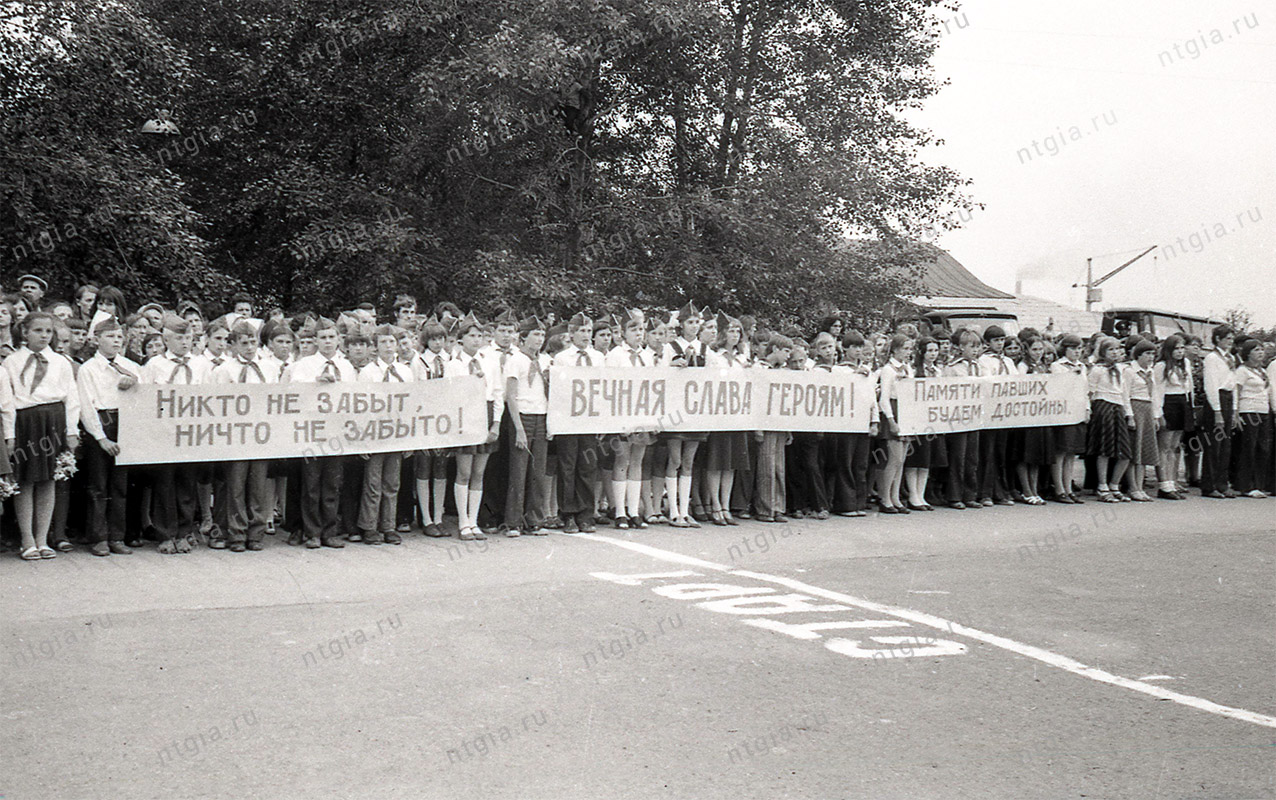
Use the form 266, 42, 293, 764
1017, 426, 1055, 466
904, 428, 947, 468
0, 411, 11, 476
706, 431, 751, 471
1057, 421, 1088, 455
1130, 398, 1158, 466
453, 401, 498, 455
878, 399, 902, 441
13, 402, 67, 483
1087, 399, 1132, 460
1162, 394, 1194, 432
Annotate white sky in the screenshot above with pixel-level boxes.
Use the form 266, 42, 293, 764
909, 0, 1276, 325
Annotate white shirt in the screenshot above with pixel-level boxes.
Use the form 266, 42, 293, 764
358, 359, 409, 383
503, 349, 550, 415
945, 357, 981, 378
0, 369, 13, 442
1235, 365, 1272, 414
1051, 358, 1086, 378
705, 347, 747, 369
1088, 362, 1133, 416
77, 352, 143, 441
211, 355, 273, 385
606, 342, 653, 369
552, 344, 604, 369
978, 352, 1015, 376
877, 358, 910, 417
258, 352, 292, 383
661, 337, 706, 367
446, 349, 506, 412
411, 349, 450, 381
144, 350, 212, 386
3, 346, 81, 438
191, 349, 231, 376
1203, 348, 1237, 411
285, 352, 357, 383
1123, 362, 1160, 417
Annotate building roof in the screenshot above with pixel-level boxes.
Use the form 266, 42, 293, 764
915, 245, 1014, 299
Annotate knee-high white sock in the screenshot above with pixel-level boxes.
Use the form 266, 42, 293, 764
610, 479, 626, 518
417, 479, 433, 526
453, 482, 469, 529
678, 475, 693, 520
664, 476, 678, 518
626, 479, 642, 519
467, 489, 483, 530
432, 478, 447, 525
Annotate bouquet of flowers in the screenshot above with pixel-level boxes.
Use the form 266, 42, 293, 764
0, 475, 19, 499
53, 450, 78, 482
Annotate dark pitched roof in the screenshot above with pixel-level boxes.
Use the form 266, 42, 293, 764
917, 245, 1014, 299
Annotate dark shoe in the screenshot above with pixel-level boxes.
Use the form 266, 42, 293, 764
347, 532, 363, 543
755, 515, 776, 523
304, 537, 321, 549
124, 539, 144, 549
108, 541, 132, 555
906, 503, 928, 512
897, 505, 911, 514
880, 505, 900, 514
363, 532, 384, 545
424, 523, 449, 538
995, 498, 1015, 507
1067, 493, 1085, 504
321, 538, 345, 548
229, 542, 246, 552
90, 542, 111, 556
814, 509, 830, 520
246, 541, 264, 551
1224, 488, 1241, 498
563, 518, 580, 534
577, 520, 597, 533
735, 511, 753, 520
631, 516, 649, 529
949, 501, 966, 510
52, 539, 74, 552
921, 504, 936, 511
209, 539, 227, 550
396, 523, 412, 533
1203, 490, 1226, 499
287, 531, 304, 546
384, 532, 402, 545
1157, 489, 1183, 500
773, 514, 790, 523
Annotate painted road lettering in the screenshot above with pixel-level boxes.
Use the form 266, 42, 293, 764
591, 571, 967, 662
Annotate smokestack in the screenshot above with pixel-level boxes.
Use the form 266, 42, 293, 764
1014, 279, 1023, 295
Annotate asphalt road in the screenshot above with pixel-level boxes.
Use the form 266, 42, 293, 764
2, 497, 1273, 799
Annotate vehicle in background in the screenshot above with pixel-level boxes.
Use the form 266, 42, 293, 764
1101, 308, 1225, 341
917, 308, 1021, 339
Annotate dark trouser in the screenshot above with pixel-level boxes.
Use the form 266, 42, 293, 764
302, 457, 344, 541
792, 433, 828, 512
842, 433, 872, 512
395, 455, 416, 528
226, 460, 270, 544
730, 435, 756, 514
824, 433, 853, 513
358, 452, 402, 534
755, 432, 786, 518
84, 411, 128, 543
1233, 412, 1270, 493
978, 428, 1009, 501
153, 463, 198, 540
506, 414, 548, 530
339, 457, 365, 534
556, 434, 596, 523
946, 431, 980, 504
479, 413, 516, 529
1201, 390, 1233, 494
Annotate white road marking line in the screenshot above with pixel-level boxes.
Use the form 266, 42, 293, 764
574, 532, 1276, 730
1138, 675, 1178, 681
907, 590, 950, 595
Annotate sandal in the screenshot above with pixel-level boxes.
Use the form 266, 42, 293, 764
20, 547, 41, 561
711, 510, 728, 526
54, 540, 74, 552
38, 547, 57, 559
670, 517, 690, 528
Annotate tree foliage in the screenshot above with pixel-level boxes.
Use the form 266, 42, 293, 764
2, 0, 971, 325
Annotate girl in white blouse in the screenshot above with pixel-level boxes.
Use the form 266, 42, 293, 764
876, 334, 913, 514
1086, 337, 1134, 503
1233, 339, 1272, 497
1153, 335, 1193, 500
3, 312, 81, 560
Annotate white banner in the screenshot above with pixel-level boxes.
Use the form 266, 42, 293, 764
896, 373, 1087, 436
547, 366, 873, 435
118, 378, 488, 464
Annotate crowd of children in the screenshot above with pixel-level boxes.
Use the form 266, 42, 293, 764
1, 272, 1273, 561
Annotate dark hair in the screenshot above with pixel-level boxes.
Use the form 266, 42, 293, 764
1158, 334, 1187, 383
230, 292, 254, 309
94, 285, 128, 320
912, 336, 938, 374
141, 332, 165, 358
887, 333, 910, 359
433, 301, 462, 318
841, 329, 865, 348
1020, 336, 1046, 372
817, 316, 843, 336
1238, 338, 1263, 364
1211, 324, 1235, 345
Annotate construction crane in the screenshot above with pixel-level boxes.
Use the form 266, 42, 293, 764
1076, 246, 1158, 312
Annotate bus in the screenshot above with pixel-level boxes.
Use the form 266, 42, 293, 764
919, 309, 1021, 338
1101, 308, 1225, 341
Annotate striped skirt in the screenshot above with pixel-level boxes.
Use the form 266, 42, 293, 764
1087, 399, 1132, 461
